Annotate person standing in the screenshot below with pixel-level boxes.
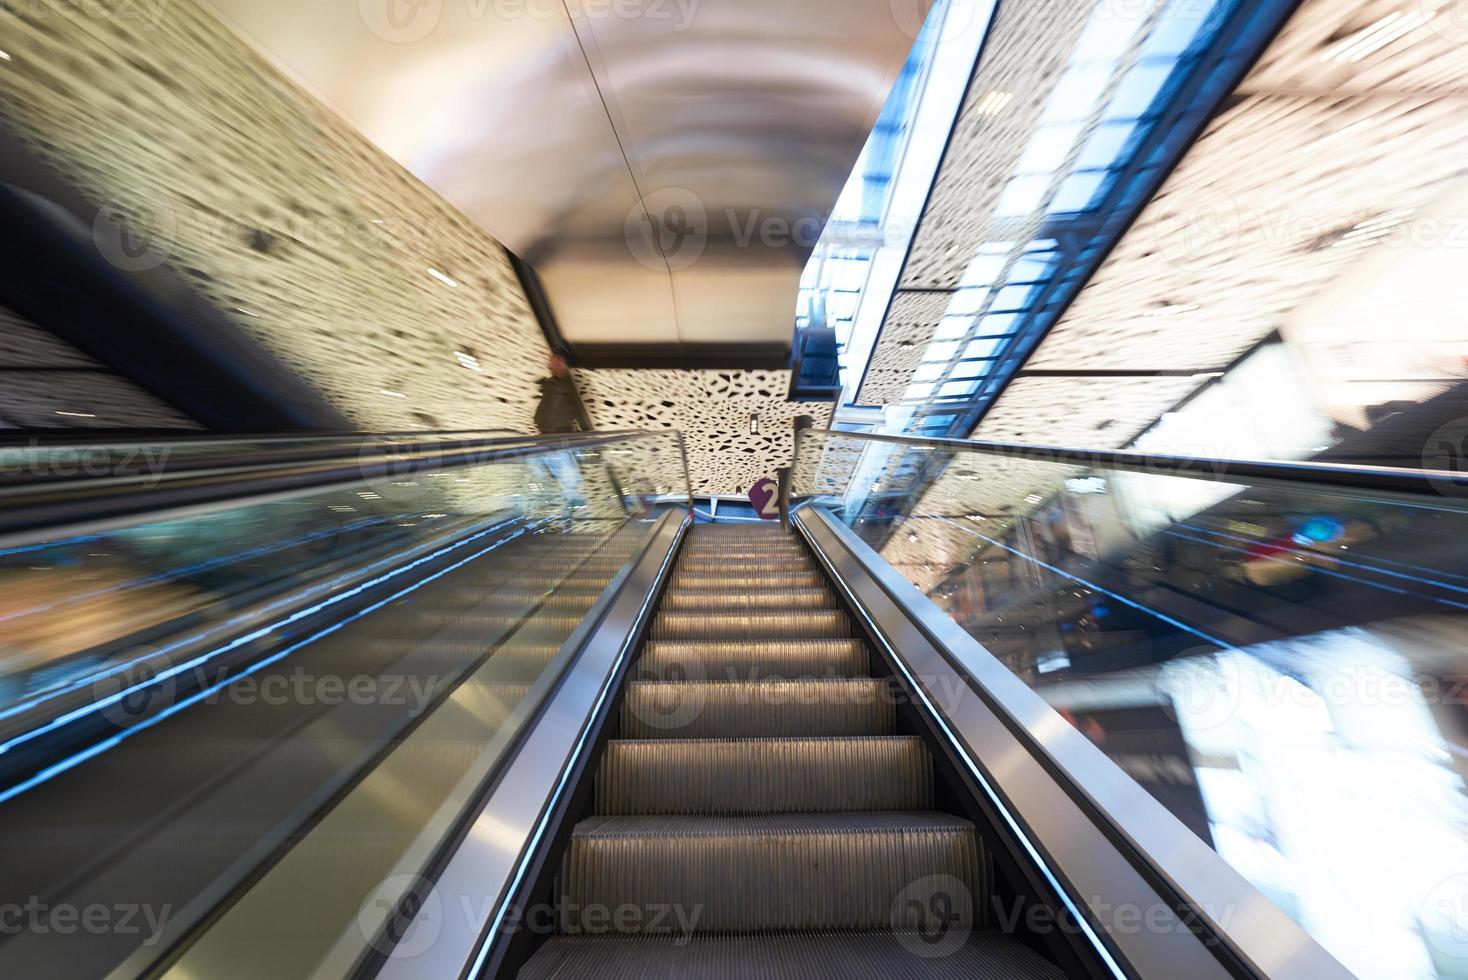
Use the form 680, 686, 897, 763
534, 352, 592, 434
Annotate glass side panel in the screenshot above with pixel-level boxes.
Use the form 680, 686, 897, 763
0, 432, 688, 976
795, 430, 1468, 980
0, 433, 683, 711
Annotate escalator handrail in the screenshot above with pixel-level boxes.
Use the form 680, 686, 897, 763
790, 426, 1468, 499
796, 507, 1355, 980
0, 428, 650, 489
0, 429, 680, 548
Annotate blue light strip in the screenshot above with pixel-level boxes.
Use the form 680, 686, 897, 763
0, 521, 531, 807
0, 531, 109, 559
0, 514, 394, 625
1175, 521, 1468, 595
0, 519, 529, 763
937, 516, 1238, 650
0, 516, 523, 726
1161, 528, 1468, 613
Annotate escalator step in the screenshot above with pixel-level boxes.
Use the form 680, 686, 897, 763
687, 526, 787, 537
520, 932, 1065, 980
638, 639, 867, 681
595, 737, 933, 815
681, 543, 808, 557
677, 555, 814, 571
559, 812, 983, 934
668, 572, 827, 590
620, 680, 894, 739
650, 610, 851, 641
660, 588, 834, 611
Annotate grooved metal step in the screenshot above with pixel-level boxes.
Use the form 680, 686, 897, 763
660, 588, 834, 611
681, 543, 808, 556
668, 572, 827, 590
620, 680, 894, 739
596, 737, 934, 815
520, 932, 1066, 980
677, 555, 815, 570
650, 610, 851, 641
559, 812, 983, 934
638, 639, 868, 681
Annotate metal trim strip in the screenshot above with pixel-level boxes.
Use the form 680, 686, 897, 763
369, 509, 688, 980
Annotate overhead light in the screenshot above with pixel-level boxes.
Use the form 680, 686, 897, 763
1331, 207, 1415, 250
379, 388, 407, 399
1025, 493, 1044, 504
975, 90, 1013, 115
0, 50, 12, 62
455, 350, 481, 372
907, 532, 919, 543
234, 307, 259, 317
1320, 10, 1429, 64
749, 413, 760, 435
54, 411, 97, 418
427, 267, 458, 288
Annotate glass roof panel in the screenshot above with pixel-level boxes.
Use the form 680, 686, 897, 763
858, 0, 1255, 436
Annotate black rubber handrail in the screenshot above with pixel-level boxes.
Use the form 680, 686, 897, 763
793, 427, 1468, 499
0, 429, 682, 547
0, 429, 650, 488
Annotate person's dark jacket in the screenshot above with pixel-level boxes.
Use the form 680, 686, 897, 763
534, 375, 592, 434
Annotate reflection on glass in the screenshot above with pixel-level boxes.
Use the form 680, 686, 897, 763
795, 429, 1468, 980
0, 431, 691, 975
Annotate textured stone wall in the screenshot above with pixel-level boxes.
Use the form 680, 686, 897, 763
0, 0, 549, 433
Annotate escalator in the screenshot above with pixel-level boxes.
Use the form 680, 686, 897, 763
519, 521, 1062, 977
0, 428, 1416, 980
